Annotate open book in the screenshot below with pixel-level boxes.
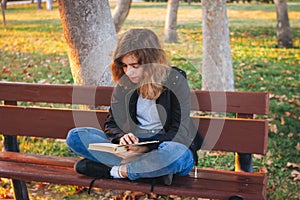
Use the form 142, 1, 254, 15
88, 140, 159, 153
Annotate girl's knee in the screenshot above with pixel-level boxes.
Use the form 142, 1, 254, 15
160, 142, 194, 175
159, 141, 188, 153
66, 128, 83, 148
66, 127, 106, 149
159, 141, 193, 163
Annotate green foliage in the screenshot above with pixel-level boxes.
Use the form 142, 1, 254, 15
0, 2, 299, 200
19, 137, 73, 157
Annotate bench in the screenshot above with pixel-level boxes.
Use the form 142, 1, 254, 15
0, 81, 269, 200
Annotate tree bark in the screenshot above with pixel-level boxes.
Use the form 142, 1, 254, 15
201, 0, 234, 91
112, 0, 132, 33
164, 0, 179, 43
58, 0, 117, 86
1, 0, 7, 10
37, 0, 42, 9
1, 1, 6, 27
274, 0, 293, 48
46, 0, 53, 10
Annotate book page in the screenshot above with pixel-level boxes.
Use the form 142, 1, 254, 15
88, 140, 159, 153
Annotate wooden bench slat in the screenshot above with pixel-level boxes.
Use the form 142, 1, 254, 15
0, 82, 112, 106
0, 106, 268, 154
0, 152, 266, 185
195, 117, 268, 154
0, 152, 78, 168
191, 90, 269, 114
0, 160, 266, 200
0, 105, 107, 138
0, 82, 269, 114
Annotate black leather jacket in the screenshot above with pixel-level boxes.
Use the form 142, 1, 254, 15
104, 67, 203, 164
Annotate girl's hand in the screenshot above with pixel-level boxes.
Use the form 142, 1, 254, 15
119, 133, 139, 145
119, 133, 149, 153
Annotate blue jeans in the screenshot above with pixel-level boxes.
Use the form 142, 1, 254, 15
66, 127, 194, 180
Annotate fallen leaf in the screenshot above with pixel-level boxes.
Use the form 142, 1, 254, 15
288, 133, 294, 138
269, 124, 278, 133
248, 84, 254, 88
296, 143, 300, 150
291, 170, 300, 181
256, 77, 264, 81
287, 162, 300, 169
266, 158, 273, 165
281, 117, 285, 125
253, 154, 263, 160
2, 67, 10, 74
258, 166, 268, 173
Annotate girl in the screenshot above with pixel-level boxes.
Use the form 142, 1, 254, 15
66, 29, 203, 184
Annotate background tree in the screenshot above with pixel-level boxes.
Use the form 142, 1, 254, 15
1, 0, 7, 10
46, 0, 53, 10
164, 0, 179, 43
37, 0, 42, 9
274, 0, 293, 48
112, 0, 132, 33
1, 0, 6, 27
201, 0, 234, 91
58, 0, 117, 86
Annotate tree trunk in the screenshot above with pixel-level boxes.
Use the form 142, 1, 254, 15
164, 0, 179, 43
58, 0, 117, 86
37, 0, 42, 9
1, 0, 7, 10
46, 0, 53, 10
112, 0, 132, 33
1, 1, 6, 27
274, 0, 293, 48
201, 0, 234, 91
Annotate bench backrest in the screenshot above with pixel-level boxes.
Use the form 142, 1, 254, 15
0, 82, 269, 154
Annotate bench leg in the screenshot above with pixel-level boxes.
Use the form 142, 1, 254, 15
235, 152, 253, 172
4, 135, 30, 200
229, 196, 245, 200
11, 180, 30, 200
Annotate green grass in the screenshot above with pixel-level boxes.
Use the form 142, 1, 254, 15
0, 2, 299, 199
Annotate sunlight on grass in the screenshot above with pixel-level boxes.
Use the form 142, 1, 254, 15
1, 31, 66, 55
